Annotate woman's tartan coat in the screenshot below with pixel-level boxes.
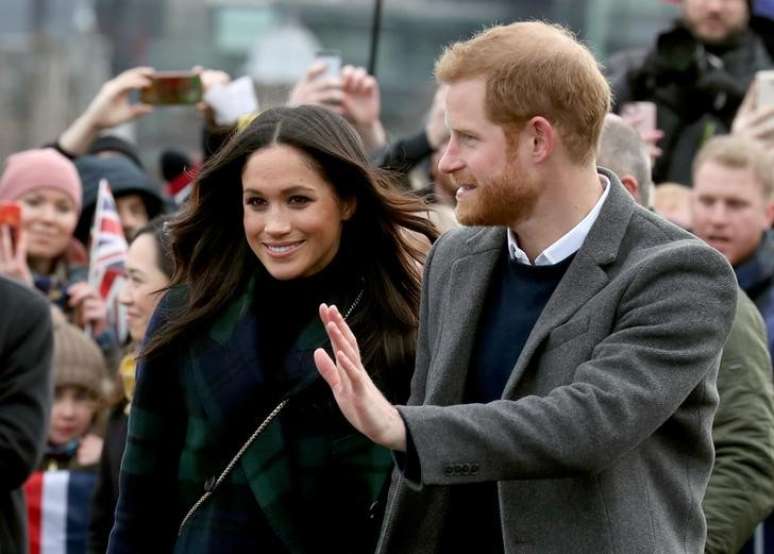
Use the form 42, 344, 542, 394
107, 281, 393, 553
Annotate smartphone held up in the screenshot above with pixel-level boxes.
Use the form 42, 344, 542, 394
315, 50, 342, 80
139, 71, 203, 105
0, 201, 21, 248
756, 70, 774, 107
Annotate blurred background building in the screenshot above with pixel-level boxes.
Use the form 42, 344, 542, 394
0, 0, 680, 171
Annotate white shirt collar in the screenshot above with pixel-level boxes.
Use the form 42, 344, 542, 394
507, 174, 610, 266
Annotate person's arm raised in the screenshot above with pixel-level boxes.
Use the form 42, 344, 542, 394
58, 67, 154, 156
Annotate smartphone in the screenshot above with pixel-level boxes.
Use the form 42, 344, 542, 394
315, 50, 342, 79
139, 71, 203, 105
0, 201, 21, 247
621, 101, 657, 135
756, 70, 774, 107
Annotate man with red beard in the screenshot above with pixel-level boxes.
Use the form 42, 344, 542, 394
314, 21, 738, 553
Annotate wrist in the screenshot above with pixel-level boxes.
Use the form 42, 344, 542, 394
58, 113, 100, 156
355, 120, 387, 153
379, 405, 407, 452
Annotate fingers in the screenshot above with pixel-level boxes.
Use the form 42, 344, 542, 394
314, 347, 342, 390
0, 224, 13, 264
197, 69, 231, 93
320, 303, 361, 358
106, 66, 154, 96
14, 225, 27, 261
328, 305, 361, 356
326, 321, 361, 376
741, 78, 759, 113
67, 282, 98, 307
81, 296, 107, 323
306, 61, 328, 80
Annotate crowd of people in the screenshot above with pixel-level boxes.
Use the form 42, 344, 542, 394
2, 0, 774, 553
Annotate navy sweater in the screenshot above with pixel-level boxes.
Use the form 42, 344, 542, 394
466, 248, 575, 402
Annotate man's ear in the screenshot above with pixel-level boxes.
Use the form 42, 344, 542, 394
619, 175, 641, 204
766, 199, 774, 228
526, 116, 556, 163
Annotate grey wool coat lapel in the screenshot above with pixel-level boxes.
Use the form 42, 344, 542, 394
424, 229, 502, 405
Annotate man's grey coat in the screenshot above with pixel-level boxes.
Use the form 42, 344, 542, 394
377, 176, 738, 553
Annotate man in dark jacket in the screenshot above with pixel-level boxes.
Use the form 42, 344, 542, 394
608, 0, 773, 185
0, 276, 53, 554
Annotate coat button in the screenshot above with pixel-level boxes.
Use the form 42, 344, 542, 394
445, 465, 454, 475
462, 464, 470, 474
471, 464, 479, 474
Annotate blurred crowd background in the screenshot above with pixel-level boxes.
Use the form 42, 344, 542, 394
0, 0, 690, 170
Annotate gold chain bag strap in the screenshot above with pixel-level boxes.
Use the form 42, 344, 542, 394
178, 289, 364, 535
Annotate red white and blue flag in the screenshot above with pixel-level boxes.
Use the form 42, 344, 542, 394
88, 179, 129, 344
166, 164, 199, 206
23, 470, 97, 554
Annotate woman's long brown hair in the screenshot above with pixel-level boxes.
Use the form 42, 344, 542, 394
142, 106, 438, 400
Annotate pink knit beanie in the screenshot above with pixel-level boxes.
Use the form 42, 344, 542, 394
0, 148, 82, 213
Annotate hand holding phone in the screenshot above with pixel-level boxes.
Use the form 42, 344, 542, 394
139, 71, 204, 105
0, 201, 21, 233
0, 201, 32, 286
621, 102, 657, 135
315, 50, 342, 80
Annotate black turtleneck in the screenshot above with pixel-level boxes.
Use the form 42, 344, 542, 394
255, 247, 361, 375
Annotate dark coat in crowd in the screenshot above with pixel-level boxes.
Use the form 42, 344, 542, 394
0, 277, 53, 554
735, 230, 774, 357
609, 22, 773, 185
88, 402, 127, 554
704, 290, 774, 553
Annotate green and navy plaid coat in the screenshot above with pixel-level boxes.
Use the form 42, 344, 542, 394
107, 281, 393, 553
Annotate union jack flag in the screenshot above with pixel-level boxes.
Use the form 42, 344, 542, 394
87, 179, 128, 343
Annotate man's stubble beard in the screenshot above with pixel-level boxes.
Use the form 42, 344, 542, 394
455, 160, 540, 228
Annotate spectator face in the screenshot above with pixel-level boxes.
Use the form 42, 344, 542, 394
682, 0, 749, 44
18, 188, 78, 260
50, 385, 97, 445
438, 77, 539, 227
116, 194, 149, 240
241, 145, 355, 280
119, 233, 171, 343
692, 160, 773, 265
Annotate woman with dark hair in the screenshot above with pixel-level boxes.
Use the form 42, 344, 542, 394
89, 216, 173, 553
107, 105, 437, 553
